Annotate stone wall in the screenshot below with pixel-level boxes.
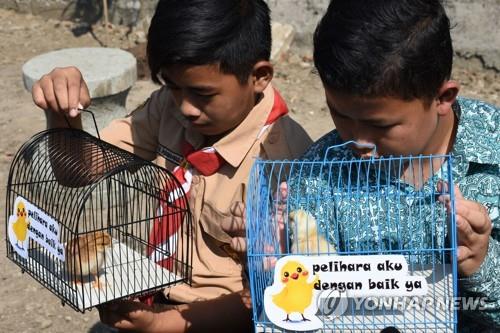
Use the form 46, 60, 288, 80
2, 0, 499, 70
445, 0, 500, 70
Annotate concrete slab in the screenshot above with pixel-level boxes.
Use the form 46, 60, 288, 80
22, 47, 137, 98
22, 47, 137, 134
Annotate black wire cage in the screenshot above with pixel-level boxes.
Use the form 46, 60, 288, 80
5, 124, 193, 312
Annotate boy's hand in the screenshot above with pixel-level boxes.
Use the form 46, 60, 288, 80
32, 66, 90, 117
221, 182, 289, 270
221, 201, 247, 257
98, 299, 161, 332
275, 182, 288, 253
438, 183, 492, 276
263, 182, 289, 270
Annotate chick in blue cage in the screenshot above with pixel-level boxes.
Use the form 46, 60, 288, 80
283, 0, 499, 331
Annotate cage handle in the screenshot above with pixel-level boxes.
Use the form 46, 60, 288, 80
323, 140, 377, 162
63, 108, 101, 140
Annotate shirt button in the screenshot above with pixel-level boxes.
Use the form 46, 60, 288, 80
191, 175, 200, 184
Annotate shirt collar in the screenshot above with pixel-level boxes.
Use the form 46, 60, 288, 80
172, 83, 276, 168
450, 97, 500, 177
214, 83, 275, 168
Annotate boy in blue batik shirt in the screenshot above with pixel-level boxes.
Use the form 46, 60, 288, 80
293, 0, 499, 331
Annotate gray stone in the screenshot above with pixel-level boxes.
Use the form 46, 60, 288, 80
266, 0, 330, 48
22, 47, 137, 97
446, 0, 500, 71
22, 47, 137, 133
110, 0, 141, 26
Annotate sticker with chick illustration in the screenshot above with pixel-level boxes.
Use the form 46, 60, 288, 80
8, 196, 65, 261
8, 200, 30, 255
264, 257, 324, 331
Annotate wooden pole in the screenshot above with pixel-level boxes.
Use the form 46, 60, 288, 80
102, 0, 109, 46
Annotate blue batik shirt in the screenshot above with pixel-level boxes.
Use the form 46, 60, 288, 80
291, 97, 499, 331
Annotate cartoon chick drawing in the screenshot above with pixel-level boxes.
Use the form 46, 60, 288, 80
12, 201, 30, 250
272, 260, 319, 321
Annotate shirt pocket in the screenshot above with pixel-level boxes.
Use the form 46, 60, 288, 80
197, 201, 242, 276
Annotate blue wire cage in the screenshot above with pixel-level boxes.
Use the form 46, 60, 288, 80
246, 143, 458, 332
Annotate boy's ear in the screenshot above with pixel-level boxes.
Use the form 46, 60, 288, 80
251, 61, 274, 94
436, 80, 460, 115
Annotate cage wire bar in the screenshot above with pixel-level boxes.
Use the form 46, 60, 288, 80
5, 128, 193, 312
246, 151, 458, 332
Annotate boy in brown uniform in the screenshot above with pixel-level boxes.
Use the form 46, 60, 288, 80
31, 0, 312, 332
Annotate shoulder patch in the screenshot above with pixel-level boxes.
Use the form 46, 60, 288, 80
157, 144, 183, 166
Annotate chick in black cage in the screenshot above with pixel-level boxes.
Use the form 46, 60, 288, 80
26, 1, 312, 332
65, 231, 112, 289
7, 117, 194, 313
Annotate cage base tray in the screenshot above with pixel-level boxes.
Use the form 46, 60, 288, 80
27, 238, 182, 311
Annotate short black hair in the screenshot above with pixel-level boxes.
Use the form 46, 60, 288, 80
147, 0, 271, 85
314, 0, 453, 102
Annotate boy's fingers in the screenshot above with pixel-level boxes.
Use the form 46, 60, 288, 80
437, 182, 462, 199
274, 182, 288, 204
455, 200, 491, 234
229, 201, 245, 218
277, 214, 285, 230
102, 300, 153, 325
32, 66, 90, 115
79, 80, 91, 107
231, 236, 247, 253
263, 256, 278, 270
221, 202, 246, 237
263, 245, 278, 270
436, 180, 443, 193
279, 182, 288, 201
222, 216, 246, 237
100, 299, 145, 314
66, 76, 84, 114
439, 191, 491, 235
66, 66, 90, 111
38, 76, 60, 112
52, 75, 70, 112
113, 320, 136, 331
269, 182, 289, 255
32, 81, 49, 110
457, 245, 473, 263
456, 215, 475, 244
264, 244, 275, 253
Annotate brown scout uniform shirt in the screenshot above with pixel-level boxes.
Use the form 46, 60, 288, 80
100, 83, 312, 303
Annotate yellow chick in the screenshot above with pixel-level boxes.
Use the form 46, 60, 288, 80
12, 201, 30, 250
66, 231, 112, 289
272, 260, 319, 321
289, 209, 333, 254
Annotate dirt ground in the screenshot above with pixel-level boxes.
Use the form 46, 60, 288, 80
0, 8, 499, 333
